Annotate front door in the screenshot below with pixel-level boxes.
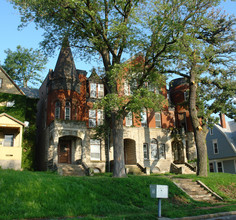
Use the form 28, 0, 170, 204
172, 141, 184, 164
124, 139, 136, 165
58, 140, 71, 164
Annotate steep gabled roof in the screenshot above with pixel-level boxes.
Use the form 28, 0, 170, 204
0, 66, 25, 95
53, 39, 77, 80
88, 68, 101, 81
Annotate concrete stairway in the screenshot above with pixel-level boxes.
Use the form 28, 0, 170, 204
173, 178, 222, 203
57, 164, 86, 176
171, 163, 196, 174
175, 164, 196, 174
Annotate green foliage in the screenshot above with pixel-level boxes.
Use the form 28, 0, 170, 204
0, 93, 26, 122
2, 45, 47, 88
0, 93, 37, 170
0, 170, 235, 219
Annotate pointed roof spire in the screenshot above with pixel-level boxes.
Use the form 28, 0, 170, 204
53, 38, 77, 79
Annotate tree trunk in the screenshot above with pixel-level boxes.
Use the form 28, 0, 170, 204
112, 112, 127, 177
189, 72, 208, 177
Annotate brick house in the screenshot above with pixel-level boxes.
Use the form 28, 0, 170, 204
36, 43, 196, 174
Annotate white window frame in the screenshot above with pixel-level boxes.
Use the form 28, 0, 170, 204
209, 162, 214, 172
209, 128, 213, 135
4, 134, 14, 147
159, 143, 166, 159
90, 139, 101, 161
97, 109, 104, 126
212, 139, 219, 154
89, 109, 96, 127
155, 112, 161, 128
90, 83, 97, 98
143, 143, 149, 159
55, 101, 60, 119
125, 112, 133, 127
141, 109, 147, 127
65, 101, 71, 120
151, 139, 158, 159
98, 84, 104, 98
216, 161, 224, 173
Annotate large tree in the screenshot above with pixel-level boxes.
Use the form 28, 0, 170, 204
10, 0, 234, 177
3, 45, 47, 88
170, 11, 236, 176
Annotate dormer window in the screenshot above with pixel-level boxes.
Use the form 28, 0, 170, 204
65, 101, 71, 120
90, 83, 104, 98
55, 101, 61, 119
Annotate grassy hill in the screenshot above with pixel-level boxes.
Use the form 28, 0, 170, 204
0, 170, 235, 220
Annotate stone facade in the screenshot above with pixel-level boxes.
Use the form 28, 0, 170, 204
36, 43, 196, 174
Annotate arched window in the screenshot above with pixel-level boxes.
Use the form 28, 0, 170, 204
55, 101, 61, 119
65, 101, 71, 120
151, 139, 158, 159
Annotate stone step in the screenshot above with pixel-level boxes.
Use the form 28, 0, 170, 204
173, 178, 220, 203
58, 164, 86, 176
125, 165, 143, 174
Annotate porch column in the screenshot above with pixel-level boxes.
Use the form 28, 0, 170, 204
53, 135, 59, 165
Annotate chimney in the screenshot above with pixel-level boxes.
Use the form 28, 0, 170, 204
220, 113, 226, 128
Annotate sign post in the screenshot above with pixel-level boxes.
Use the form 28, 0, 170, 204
150, 185, 168, 218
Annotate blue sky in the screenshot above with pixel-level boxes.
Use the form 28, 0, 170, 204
0, 0, 235, 85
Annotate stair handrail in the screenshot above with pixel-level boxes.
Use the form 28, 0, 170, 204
171, 163, 182, 174
136, 163, 145, 173
184, 162, 196, 172
81, 161, 91, 176
196, 180, 224, 201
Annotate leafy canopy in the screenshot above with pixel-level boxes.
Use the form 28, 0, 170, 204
3, 45, 47, 88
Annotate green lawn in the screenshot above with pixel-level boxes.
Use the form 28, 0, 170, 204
0, 170, 235, 220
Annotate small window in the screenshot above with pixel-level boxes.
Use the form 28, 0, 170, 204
97, 109, 104, 126
143, 143, 149, 159
155, 112, 161, 128
209, 128, 213, 135
6, 101, 15, 107
89, 109, 96, 127
90, 139, 101, 161
65, 101, 71, 120
0, 78, 2, 88
55, 101, 61, 119
159, 143, 166, 159
126, 112, 133, 127
141, 109, 147, 127
151, 139, 158, 159
213, 139, 218, 154
209, 163, 214, 172
217, 162, 223, 172
90, 83, 97, 98
4, 135, 14, 147
98, 84, 104, 98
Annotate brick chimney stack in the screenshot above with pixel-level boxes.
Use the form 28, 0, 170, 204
220, 113, 227, 128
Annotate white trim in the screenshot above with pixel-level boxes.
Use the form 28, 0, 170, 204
216, 161, 224, 173
212, 139, 219, 154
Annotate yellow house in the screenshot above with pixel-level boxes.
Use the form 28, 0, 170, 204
0, 113, 24, 170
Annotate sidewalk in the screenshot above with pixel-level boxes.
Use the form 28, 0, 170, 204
159, 211, 236, 220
